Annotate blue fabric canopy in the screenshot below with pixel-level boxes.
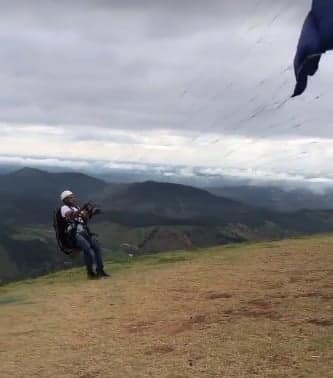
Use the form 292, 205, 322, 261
293, 0, 333, 97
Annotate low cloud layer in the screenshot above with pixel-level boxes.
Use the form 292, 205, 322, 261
1, 122, 333, 187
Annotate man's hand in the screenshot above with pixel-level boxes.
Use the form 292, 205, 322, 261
81, 202, 102, 218
80, 209, 90, 221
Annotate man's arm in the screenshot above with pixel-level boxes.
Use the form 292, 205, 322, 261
63, 209, 80, 221
62, 206, 89, 222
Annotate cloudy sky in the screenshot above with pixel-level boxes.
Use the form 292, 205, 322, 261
1, 0, 333, 183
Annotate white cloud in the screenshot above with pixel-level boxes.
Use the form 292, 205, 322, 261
2, 0, 333, 185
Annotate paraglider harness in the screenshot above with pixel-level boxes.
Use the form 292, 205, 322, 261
53, 202, 101, 257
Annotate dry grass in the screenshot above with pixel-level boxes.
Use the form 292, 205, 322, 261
1, 235, 333, 377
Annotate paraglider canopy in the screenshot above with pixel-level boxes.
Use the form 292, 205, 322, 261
293, 0, 333, 97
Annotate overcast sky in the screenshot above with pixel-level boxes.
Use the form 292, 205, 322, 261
1, 0, 333, 183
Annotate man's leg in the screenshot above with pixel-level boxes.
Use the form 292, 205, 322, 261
90, 236, 109, 276
75, 234, 98, 277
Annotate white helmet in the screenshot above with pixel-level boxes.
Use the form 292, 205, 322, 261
60, 190, 73, 202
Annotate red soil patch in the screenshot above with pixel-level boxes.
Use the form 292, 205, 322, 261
166, 314, 207, 336
125, 321, 155, 334
307, 318, 333, 327
206, 292, 232, 300
224, 299, 281, 320
145, 344, 175, 355
295, 292, 333, 300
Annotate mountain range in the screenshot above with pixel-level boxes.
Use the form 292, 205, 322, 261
2, 167, 333, 283
207, 185, 333, 212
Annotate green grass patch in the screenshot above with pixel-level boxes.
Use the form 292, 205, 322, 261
0, 295, 22, 306
3, 232, 333, 294
148, 255, 191, 265
310, 335, 333, 353
11, 226, 54, 243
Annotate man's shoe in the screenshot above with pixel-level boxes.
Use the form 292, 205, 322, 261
99, 270, 110, 278
87, 272, 100, 280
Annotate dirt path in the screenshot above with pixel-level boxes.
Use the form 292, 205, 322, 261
1, 236, 333, 377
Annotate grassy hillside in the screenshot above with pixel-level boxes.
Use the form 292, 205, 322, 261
1, 235, 333, 377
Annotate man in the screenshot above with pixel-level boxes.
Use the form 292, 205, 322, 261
60, 190, 110, 279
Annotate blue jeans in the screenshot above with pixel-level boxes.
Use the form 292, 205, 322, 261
75, 233, 104, 274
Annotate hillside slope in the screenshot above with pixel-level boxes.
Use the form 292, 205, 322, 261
0, 168, 108, 225
208, 185, 333, 212
0, 167, 107, 199
1, 235, 332, 377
